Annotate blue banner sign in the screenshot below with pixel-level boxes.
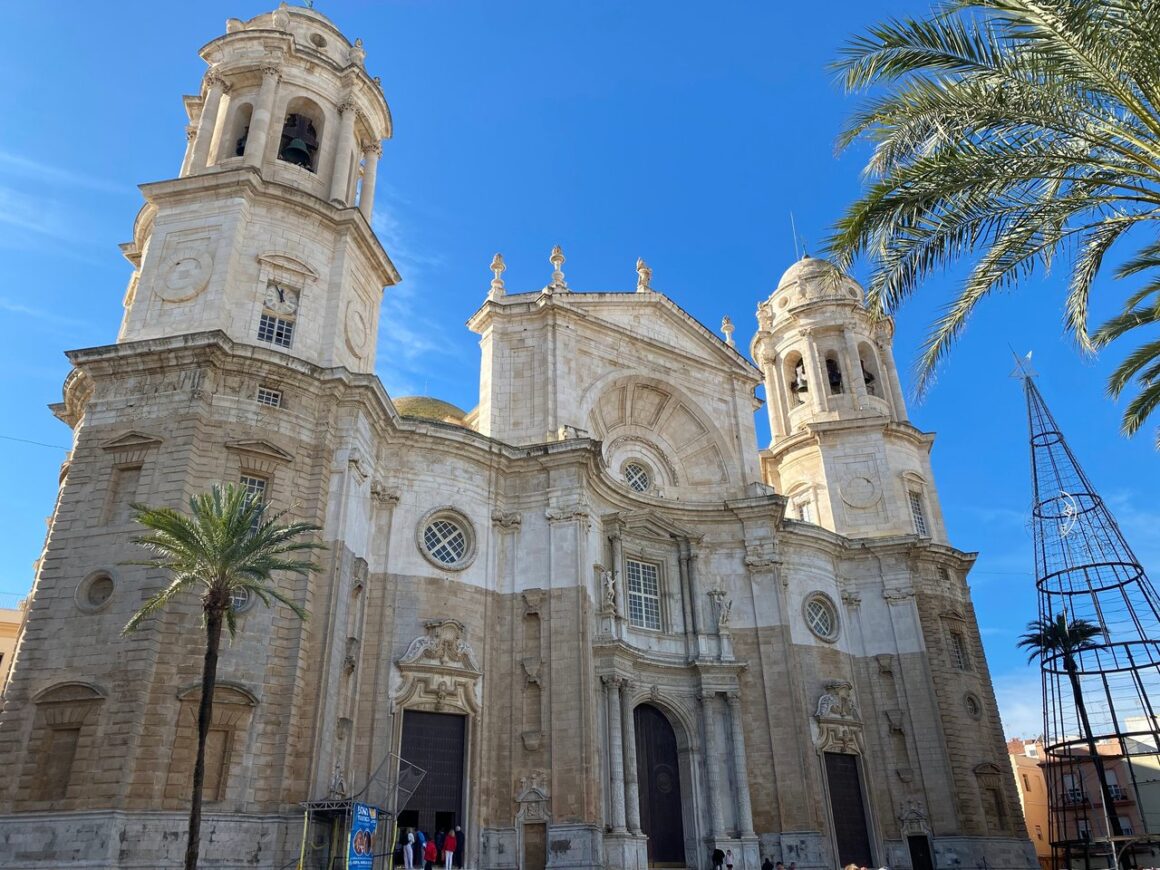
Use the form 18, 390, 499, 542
348, 802, 378, 869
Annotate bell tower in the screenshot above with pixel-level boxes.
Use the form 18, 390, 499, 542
117, 3, 399, 374
752, 256, 947, 541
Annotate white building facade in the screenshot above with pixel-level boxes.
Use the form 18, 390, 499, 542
0, 6, 1034, 870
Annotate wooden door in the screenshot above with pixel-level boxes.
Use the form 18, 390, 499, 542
635, 704, 686, 867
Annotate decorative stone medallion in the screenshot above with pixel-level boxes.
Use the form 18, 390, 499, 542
157, 249, 213, 302
841, 474, 881, 509
345, 301, 369, 357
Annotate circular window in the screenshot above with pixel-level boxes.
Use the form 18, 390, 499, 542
310, 33, 328, 48
803, 593, 839, 642
624, 462, 651, 493
964, 693, 982, 719
231, 587, 254, 613
418, 509, 477, 571
76, 572, 115, 613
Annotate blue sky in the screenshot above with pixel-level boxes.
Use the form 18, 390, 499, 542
1, 1, 1156, 737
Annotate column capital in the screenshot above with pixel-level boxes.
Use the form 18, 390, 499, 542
338, 98, 358, 115
362, 140, 383, 157
725, 691, 742, 706
601, 674, 625, 688
261, 64, 282, 79
204, 70, 230, 93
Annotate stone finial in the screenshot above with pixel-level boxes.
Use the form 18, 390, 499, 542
721, 315, 735, 347
489, 253, 506, 300
546, 245, 568, 293
636, 258, 652, 293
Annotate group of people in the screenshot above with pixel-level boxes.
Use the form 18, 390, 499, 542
399, 826, 461, 870
714, 854, 886, 870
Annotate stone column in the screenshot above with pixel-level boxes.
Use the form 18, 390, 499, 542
190, 71, 227, 172
699, 692, 726, 837
879, 339, 908, 421
604, 675, 627, 832
330, 100, 358, 204
843, 332, 868, 402
726, 692, 756, 836
244, 65, 281, 168
802, 333, 829, 413
358, 141, 382, 220
620, 682, 642, 834
762, 355, 788, 438
180, 127, 198, 177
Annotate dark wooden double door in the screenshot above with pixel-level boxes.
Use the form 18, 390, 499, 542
635, 704, 686, 867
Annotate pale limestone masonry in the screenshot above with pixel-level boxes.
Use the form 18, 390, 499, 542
0, 6, 1034, 870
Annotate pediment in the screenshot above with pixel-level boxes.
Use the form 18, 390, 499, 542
100, 431, 163, 452
225, 439, 294, 463
566, 294, 759, 380
257, 251, 319, 283
607, 509, 695, 542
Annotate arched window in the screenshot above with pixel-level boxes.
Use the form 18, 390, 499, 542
858, 342, 881, 398
784, 351, 807, 406
278, 98, 325, 172
825, 353, 844, 395
227, 102, 253, 160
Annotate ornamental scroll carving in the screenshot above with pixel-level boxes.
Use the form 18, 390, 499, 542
395, 619, 482, 713
814, 680, 864, 755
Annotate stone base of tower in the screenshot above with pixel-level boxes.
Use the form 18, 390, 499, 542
602, 830, 648, 869
0, 809, 302, 869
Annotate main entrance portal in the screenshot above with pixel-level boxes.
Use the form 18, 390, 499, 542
398, 711, 467, 837
634, 704, 686, 867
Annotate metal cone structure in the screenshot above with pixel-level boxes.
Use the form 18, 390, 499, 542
1018, 359, 1160, 869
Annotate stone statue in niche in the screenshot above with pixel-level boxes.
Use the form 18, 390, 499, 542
708, 587, 732, 630
601, 569, 617, 613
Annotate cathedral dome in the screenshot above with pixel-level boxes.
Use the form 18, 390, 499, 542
772, 255, 864, 305
393, 396, 469, 426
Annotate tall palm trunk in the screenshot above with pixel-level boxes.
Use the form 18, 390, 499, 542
185, 607, 224, 870
1064, 654, 1124, 864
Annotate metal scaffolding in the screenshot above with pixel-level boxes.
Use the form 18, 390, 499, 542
1017, 358, 1160, 870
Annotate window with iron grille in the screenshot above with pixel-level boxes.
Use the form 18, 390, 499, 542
424, 518, 468, 566
624, 462, 650, 493
256, 386, 283, 407
240, 475, 267, 502
909, 491, 928, 536
626, 559, 661, 631
795, 498, 815, 524
257, 313, 294, 348
949, 630, 971, 670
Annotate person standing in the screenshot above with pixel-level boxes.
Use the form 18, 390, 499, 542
443, 828, 457, 870
403, 829, 415, 870
762, 858, 775, 870
712, 847, 726, 869
424, 836, 437, 870
453, 824, 464, 868
725, 848, 734, 870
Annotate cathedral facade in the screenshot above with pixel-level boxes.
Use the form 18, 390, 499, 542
0, 7, 1034, 870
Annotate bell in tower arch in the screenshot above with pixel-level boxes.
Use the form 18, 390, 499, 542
279, 114, 318, 171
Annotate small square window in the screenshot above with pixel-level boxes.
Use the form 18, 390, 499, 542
256, 386, 283, 407
257, 313, 294, 348
909, 491, 929, 536
625, 559, 661, 631
794, 498, 815, 524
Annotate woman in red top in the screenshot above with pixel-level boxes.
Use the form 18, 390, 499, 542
442, 830, 457, 870
423, 837, 437, 870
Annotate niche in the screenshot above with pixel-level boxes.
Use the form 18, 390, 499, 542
785, 351, 807, 405
278, 98, 325, 172
825, 353, 844, 395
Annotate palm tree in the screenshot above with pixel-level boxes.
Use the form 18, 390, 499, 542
1018, 613, 1124, 845
123, 484, 323, 870
825, 0, 1160, 444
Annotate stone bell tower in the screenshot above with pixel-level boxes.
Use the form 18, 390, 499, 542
751, 256, 947, 541
117, 3, 399, 372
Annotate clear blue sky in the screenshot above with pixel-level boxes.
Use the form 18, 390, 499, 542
1, 1, 1156, 737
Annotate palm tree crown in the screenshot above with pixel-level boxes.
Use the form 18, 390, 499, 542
124, 483, 320, 636
826, 0, 1160, 443
1018, 612, 1104, 665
